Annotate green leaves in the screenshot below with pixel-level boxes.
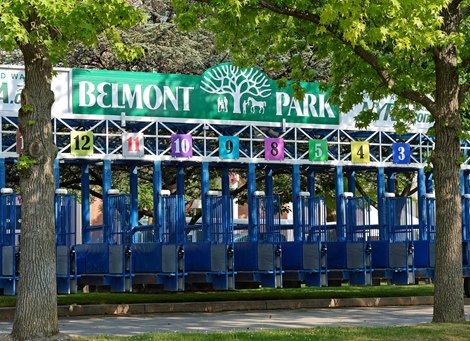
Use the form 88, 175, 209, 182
172, 0, 456, 133
0, 0, 146, 64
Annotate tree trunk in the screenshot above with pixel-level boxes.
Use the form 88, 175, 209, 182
432, 115, 465, 322
431, 4, 465, 323
11, 44, 59, 339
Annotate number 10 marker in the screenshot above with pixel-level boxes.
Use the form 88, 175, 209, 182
171, 134, 193, 158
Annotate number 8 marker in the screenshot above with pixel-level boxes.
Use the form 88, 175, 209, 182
265, 138, 284, 161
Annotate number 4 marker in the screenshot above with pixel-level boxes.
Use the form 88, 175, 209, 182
351, 141, 370, 163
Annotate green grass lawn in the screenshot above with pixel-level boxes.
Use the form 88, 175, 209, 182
0, 284, 434, 308
86, 322, 470, 341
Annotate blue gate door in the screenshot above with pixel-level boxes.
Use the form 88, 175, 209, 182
0, 191, 18, 295
55, 192, 78, 294
160, 194, 185, 291
258, 195, 282, 288
301, 195, 328, 286
345, 196, 372, 285
106, 194, 130, 245
385, 196, 415, 284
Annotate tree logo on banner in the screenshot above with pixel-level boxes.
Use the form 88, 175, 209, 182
200, 64, 272, 114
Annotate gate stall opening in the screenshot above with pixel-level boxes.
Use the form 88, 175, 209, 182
75, 189, 132, 292
281, 191, 328, 287
131, 191, 185, 291
234, 190, 283, 288
371, 193, 416, 285
55, 189, 78, 294
185, 190, 235, 290
327, 192, 373, 286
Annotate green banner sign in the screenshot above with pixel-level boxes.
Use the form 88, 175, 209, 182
72, 63, 339, 125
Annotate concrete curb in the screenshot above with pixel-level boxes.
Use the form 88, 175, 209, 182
1, 296, 463, 320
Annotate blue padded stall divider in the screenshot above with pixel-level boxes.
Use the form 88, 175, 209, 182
185, 242, 211, 272
370, 240, 389, 268
234, 242, 258, 271
326, 242, 348, 269
75, 244, 109, 274
413, 240, 431, 268
281, 241, 303, 270
132, 243, 163, 273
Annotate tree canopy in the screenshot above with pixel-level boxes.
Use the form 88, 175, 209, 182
173, 0, 470, 323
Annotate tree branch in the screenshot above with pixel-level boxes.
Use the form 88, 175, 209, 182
257, 0, 436, 112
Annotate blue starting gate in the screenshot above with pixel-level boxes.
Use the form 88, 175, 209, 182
0, 190, 18, 295
414, 193, 436, 282
282, 194, 328, 287
327, 194, 372, 286
185, 194, 235, 290
75, 192, 132, 292
132, 194, 186, 291
372, 195, 416, 285
55, 191, 78, 294
234, 194, 283, 288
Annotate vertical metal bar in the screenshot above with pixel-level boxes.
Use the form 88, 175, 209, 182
54, 159, 60, 190
201, 162, 210, 242
292, 164, 301, 242
222, 168, 230, 243
130, 164, 138, 231
347, 171, 356, 194
102, 160, 112, 243
153, 161, 162, 242
335, 166, 344, 241
248, 163, 257, 241
81, 163, 90, 244
0, 158, 5, 189
377, 167, 385, 240
417, 168, 426, 240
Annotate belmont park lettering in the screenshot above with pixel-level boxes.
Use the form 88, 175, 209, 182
72, 64, 340, 125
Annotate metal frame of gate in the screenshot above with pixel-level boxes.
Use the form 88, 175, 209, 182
131, 194, 185, 291
0, 190, 18, 295
55, 191, 78, 294
75, 192, 132, 292
185, 194, 235, 290
234, 194, 282, 288
382, 195, 415, 284
327, 195, 373, 286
